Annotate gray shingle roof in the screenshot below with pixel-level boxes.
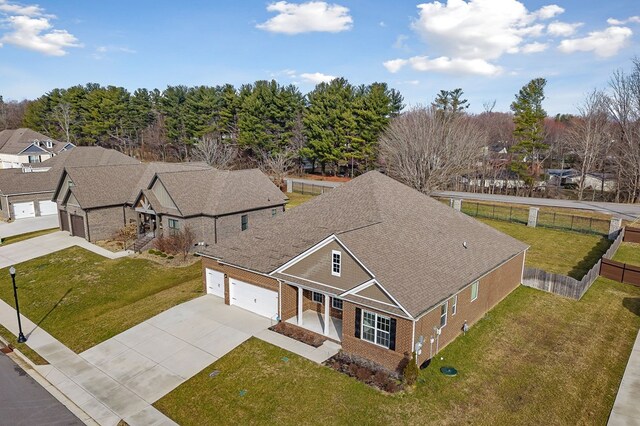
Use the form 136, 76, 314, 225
0, 128, 65, 155
199, 171, 528, 317
151, 168, 287, 217
0, 146, 139, 196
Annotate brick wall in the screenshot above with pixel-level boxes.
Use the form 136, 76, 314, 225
86, 206, 127, 242
414, 252, 524, 365
281, 283, 297, 321
341, 301, 413, 373
59, 204, 88, 238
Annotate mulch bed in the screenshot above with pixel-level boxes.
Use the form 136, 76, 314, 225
324, 351, 404, 393
270, 322, 327, 348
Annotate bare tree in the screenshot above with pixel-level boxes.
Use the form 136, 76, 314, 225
192, 135, 237, 169
380, 105, 486, 193
258, 149, 295, 189
567, 90, 611, 200
53, 102, 72, 143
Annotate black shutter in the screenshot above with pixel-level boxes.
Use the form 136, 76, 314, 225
355, 307, 361, 338
389, 318, 397, 351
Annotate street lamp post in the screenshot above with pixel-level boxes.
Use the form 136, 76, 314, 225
9, 266, 27, 343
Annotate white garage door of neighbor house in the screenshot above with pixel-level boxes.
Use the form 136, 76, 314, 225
205, 268, 225, 298
230, 278, 278, 319
13, 202, 35, 219
38, 200, 58, 216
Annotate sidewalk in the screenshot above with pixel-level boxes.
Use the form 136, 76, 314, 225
254, 329, 341, 363
0, 297, 175, 426
0, 231, 132, 269
608, 330, 640, 425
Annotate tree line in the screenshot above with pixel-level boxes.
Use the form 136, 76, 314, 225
17, 78, 403, 174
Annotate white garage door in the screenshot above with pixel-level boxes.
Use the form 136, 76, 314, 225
38, 200, 57, 216
13, 202, 35, 219
205, 268, 225, 298
230, 278, 278, 319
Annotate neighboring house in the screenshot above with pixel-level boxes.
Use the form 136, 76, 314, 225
133, 168, 287, 245
198, 171, 528, 373
0, 146, 139, 221
0, 128, 74, 169
53, 163, 286, 245
583, 172, 617, 192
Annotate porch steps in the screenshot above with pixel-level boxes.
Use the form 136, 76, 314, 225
133, 234, 155, 253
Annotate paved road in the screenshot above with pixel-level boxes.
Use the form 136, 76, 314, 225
432, 190, 640, 221
0, 352, 82, 426
0, 216, 59, 239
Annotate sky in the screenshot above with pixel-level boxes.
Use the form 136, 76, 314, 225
0, 0, 638, 115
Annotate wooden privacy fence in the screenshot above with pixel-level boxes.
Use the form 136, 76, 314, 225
624, 226, 640, 243
522, 228, 625, 300
600, 259, 640, 286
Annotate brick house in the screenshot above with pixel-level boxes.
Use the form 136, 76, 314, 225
198, 171, 528, 372
0, 146, 139, 221
53, 163, 287, 246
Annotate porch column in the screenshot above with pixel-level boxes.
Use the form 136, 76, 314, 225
297, 286, 303, 326
323, 295, 330, 336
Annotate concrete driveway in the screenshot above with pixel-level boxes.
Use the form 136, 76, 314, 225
0, 215, 59, 239
79, 296, 272, 406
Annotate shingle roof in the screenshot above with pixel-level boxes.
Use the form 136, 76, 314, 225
199, 171, 528, 318
0, 128, 65, 155
151, 168, 287, 217
61, 162, 210, 209
0, 146, 139, 196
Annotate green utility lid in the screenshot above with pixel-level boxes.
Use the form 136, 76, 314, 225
440, 366, 458, 377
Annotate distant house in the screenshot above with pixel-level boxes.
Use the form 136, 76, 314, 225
0, 128, 74, 169
53, 163, 287, 246
0, 147, 138, 221
546, 169, 617, 192
198, 171, 528, 372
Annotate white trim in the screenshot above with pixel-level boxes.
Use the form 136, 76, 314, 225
339, 278, 377, 297
521, 249, 527, 283
361, 309, 392, 349
345, 293, 399, 308
17, 143, 47, 155
331, 249, 341, 277
451, 294, 458, 316
333, 235, 376, 277
439, 301, 448, 328
331, 297, 343, 311
311, 291, 324, 304
275, 272, 347, 293
271, 234, 338, 274
470, 281, 479, 302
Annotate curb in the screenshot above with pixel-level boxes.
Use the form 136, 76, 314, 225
0, 335, 98, 425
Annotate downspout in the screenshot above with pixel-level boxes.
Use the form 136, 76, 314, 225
122, 205, 127, 226
411, 320, 416, 362
214, 216, 218, 244
86, 209, 91, 242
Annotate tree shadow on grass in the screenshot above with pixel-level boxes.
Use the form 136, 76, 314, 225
568, 237, 612, 280
623, 298, 640, 317
26, 288, 72, 337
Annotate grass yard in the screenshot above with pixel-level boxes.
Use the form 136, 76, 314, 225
0, 324, 48, 365
0, 246, 203, 353
155, 279, 640, 425
286, 192, 317, 209
613, 242, 640, 265
0, 228, 57, 246
480, 218, 611, 278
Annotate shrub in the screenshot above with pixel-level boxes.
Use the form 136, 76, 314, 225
403, 352, 419, 386
148, 249, 156, 255
167, 255, 174, 260
160, 252, 168, 258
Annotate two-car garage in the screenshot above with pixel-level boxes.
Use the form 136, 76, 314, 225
11, 200, 58, 219
205, 267, 278, 320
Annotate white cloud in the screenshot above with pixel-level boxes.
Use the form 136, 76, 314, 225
393, 34, 409, 50
0, 1, 80, 56
92, 45, 136, 60
0, 0, 45, 17
547, 21, 583, 36
1, 15, 81, 56
385, 56, 502, 76
299, 72, 336, 84
521, 42, 548, 53
558, 26, 632, 58
607, 16, 640, 25
256, 1, 353, 34
534, 4, 564, 20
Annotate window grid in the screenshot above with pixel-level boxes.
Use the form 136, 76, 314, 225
452, 294, 458, 316
331, 298, 343, 310
471, 281, 479, 301
440, 301, 448, 328
241, 214, 248, 231
361, 310, 391, 348
312, 291, 323, 304
332, 251, 341, 276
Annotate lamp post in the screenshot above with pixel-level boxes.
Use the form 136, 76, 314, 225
9, 266, 27, 343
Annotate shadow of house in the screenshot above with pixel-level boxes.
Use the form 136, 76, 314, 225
623, 297, 640, 317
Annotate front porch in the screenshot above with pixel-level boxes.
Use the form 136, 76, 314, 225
286, 310, 343, 342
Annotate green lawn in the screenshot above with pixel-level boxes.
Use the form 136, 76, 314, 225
613, 242, 640, 265
0, 247, 203, 353
155, 279, 640, 425
0, 228, 57, 246
286, 192, 317, 209
480, 219, 611, 278
0, 324, 47, 365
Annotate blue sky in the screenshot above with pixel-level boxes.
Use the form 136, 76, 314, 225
0, 0, 638, 115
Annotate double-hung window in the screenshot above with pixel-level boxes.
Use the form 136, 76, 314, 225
241, 214, 248, 231
471, 281, 479, 301
312, 291, 324, 304
362, 310, 391, 348
168, 218, 179, 235
331, 298, 343, 310
440, 301, 448, 328
452, 294, 458, 316
331, 250, 341, 276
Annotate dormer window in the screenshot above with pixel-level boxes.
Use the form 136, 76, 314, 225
45, 140, 53, 149
33, 140, 40, 147
331, 250, 341, 277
